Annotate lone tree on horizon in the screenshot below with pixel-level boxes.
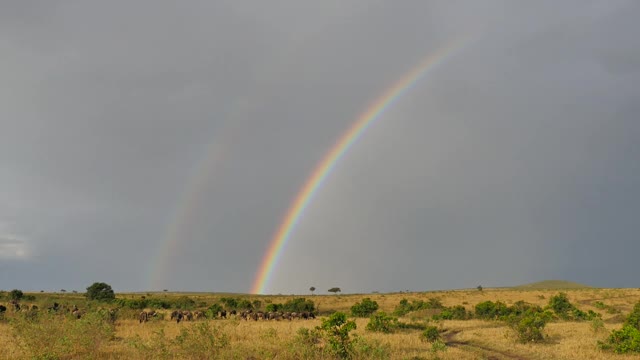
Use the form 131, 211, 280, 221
86, 282, 115, 302
310, 286, 316, 295
328, 287, 341, 294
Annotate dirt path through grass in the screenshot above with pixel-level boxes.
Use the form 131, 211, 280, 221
444, 329, 529, 360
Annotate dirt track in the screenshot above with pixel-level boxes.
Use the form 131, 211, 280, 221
444, 329, 529, 360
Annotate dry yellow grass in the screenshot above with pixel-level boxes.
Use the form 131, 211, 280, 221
1, 287, 639, 359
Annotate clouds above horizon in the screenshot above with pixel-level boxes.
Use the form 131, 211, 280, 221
1, 1, 639, 293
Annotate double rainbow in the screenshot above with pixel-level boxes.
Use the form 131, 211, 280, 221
251, 40, 467, 294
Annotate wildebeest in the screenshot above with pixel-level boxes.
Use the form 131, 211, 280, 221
139, 310, 158, 323
217, 310, 227, 319
193, 310, 205, 320
139, 311, 148, 323
170, 310, 181, 322
178, 310, 193, 321
47, 302, 60, 312
102, 308, 118, 323
72, 309, 84, 319
0, 305, 6, 313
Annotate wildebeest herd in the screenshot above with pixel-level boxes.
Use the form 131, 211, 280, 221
2, 300, 317, 326
137, 308, 316, 323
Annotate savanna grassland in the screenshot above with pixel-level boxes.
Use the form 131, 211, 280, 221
1, 283, 640, 359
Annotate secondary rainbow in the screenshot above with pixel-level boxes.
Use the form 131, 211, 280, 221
251, 39, 469, 294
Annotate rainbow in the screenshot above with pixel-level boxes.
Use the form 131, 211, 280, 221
251, 39, 468, 294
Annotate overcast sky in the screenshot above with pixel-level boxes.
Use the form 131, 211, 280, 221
1, 1, 639, 294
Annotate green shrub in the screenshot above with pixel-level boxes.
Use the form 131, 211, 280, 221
173, 296, 196, 310
9, 289, 24, 301
548, 292, 574, 319
206, 303, 224, 318
599, 325, 640, 354
475, 300, 510, 320
433, 305, 471, 320
283, 298, 315, 313
318, 312, 357, 359
507, 310, 548, 343
351, 298, 379, 317
366, 312, 399, 333
393, 298, 442, 316
219, 297, 239, 309
421, 326, 441, 342
624, 302, 640, 330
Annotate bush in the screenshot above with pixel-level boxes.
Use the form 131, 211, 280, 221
265, 303, 282, 312
546, 293, 600, 321
206, 303, 224, 318
475, 300, 510, 320
421, 326, 441, 342
599, 325, 640, 354
393, 298, 443, 316
433, 305, 471, 320
283, 298, 315, 313
548, 292, 574, 319
85, 282, 115, 302
507, 310, 548, 343
351, 298, 379, 317
318, 312, 357, 359
624, 302, 640, 330
220, 297, 239, 309
173, 296, 196, 310
366, 312, 399, 333
9, 289, 24, 301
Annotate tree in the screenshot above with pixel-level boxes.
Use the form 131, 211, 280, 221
310, 286, 316, 295
477, 285, 483, 292
85, 282, 115, 301
328, 287, 341, 294
9, 289, 24, 301
60, 289, 67, 293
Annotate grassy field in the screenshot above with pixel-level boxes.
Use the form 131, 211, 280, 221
1, 285, 640, 359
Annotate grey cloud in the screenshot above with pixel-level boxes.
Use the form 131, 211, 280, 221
0, 1, 638, 293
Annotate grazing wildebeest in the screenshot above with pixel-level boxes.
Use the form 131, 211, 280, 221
170, 310, 180, 320
217, 310, 227, 319
72, 309, 84, 319
193, 311, 204, 320
182, 310, 193, 321
10, 300, 20, 311
105, 308, 118, 323
48, 302, 60, 312
300, 312, 315, 319
139, 311, 148, 323
0, 305, 6, 313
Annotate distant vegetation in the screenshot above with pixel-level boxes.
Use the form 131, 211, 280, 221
3, 284, 640, 359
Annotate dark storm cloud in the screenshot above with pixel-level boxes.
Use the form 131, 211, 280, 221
1, 1, 638, 293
